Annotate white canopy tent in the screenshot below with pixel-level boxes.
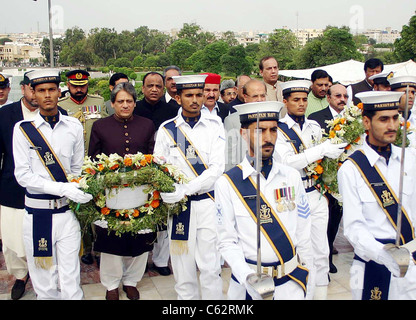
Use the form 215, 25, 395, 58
279, 59, 416, 86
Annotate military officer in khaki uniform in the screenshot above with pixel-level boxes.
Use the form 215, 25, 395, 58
59, 69, 107, 155
58, 69, 107, 266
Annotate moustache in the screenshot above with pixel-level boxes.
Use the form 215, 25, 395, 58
262, 142, 275, 148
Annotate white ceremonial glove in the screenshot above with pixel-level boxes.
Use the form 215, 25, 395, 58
377, 249, 401, 277
160, 183, 188, 204
61, 182, 93, 204
321, 140, 348, 159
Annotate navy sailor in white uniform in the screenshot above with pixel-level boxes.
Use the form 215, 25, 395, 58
338, 91, 416, 300
215, 101, 313, 300
12, 69, 92, 300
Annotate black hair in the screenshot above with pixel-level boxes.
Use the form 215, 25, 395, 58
364, 58, 384, 71
142, 72, 164, 86
109, 73, 129, 87
311, 69, 330, 82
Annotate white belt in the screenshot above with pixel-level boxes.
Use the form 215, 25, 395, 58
25, 196, 68, 210
302, 177, 316, 189
247, 255, 300, 279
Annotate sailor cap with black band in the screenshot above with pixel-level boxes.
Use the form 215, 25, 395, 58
20, 70, 35, 85
369, 71, 394, 86
355, 91, 404, 111
280, 80, 312, 96
27, 69, 61, 87
387, 75, 416, 90
238, 101, 284, 125
0, 73, 11, 88
172, 74, 208, 90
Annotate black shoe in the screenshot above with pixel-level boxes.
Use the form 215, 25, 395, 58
81, 253, 94, 265
11, 274, 30, 300
152, 263, 171, 276
95, 255, 100, 268
329, 262, 338, 273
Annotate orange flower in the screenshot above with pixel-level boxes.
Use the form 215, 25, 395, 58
345, 144, 351, 150
329, 131, 336, 138
151, 199, 160, 208
340, 118, 346, 125
71, 177, 81, 183
140, 159, 147, 167
110, 164, 119, 170
133, 209, 140, 218
334, 124, 341, 131
101, 207, 110, 215
98, 164, 104, 171
357, 102, 363, 110
316, 159, 322, 164
315, 164, 324, 174
153, 190, 160, 200
145, 154, 153, 163
124, 157, 132, 167
354, 136, 361, 143
85, 167, 96, 175
115, 211, 120, 217
312, 174, 319, 180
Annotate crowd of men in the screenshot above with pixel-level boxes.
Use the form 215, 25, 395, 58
1, 56, 416, 301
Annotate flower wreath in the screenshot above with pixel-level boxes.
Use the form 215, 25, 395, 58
305, 102, 414, 200
68, 153, 187, 236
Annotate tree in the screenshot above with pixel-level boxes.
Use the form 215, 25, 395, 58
258, 29, 300, 69
201, 41, 229, 73
295, 26, 363, 69
394, 14, 416, 62
221, 45, 252, 76
167, 39, 197, 69
41, 37, 63, 66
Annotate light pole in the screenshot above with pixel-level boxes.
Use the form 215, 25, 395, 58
33, 0, 54, 67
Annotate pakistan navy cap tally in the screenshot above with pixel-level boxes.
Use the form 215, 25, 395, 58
355, 91, 404, 111
172, 74, 208, 90
66, 69, 90, 86
239, 101, 284, 125
27, 69, 61, 87
387, 75, 416, 90
369, 71, 394, 86
280, 80, 312, 96
0, 73, 11, 88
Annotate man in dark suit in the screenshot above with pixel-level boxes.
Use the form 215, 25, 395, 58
0, 71, 67, 299
308, 83, 349, 274
347, 58, 384, 106
228, 75, 251, 112
201, 73, 230, 122
134, 72, 179, 130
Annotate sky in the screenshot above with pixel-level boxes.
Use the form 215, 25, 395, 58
2, 0, 415, 35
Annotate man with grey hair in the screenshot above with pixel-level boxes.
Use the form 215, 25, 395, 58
163, 66, 182, 108
220, 79, 237, 105
228, 75, 251, 110
89, 82, 156, 300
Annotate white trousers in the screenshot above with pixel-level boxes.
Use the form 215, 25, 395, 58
227, 278, 305, 300
23, 210, 83, 300
168, 198, 223, 300
307, 190, 330, 288
0, 206, 28, 279
152, 230, 170, 267
100, 252, 148, 290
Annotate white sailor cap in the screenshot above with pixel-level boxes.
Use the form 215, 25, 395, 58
369, 71, 394, 86
0, 73, 12, 87
172, 75, 208, 90
387, 75, 416, 90
238, 101, 284, 125
27, 69, 61, 87
355, 91, 403, 111
280, 80, 312, 96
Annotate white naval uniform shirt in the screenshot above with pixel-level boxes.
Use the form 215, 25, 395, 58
274, 114, 323, 178
338, 140, 416, 263
214, 157, 313, 286
12, 111, 84, 195
154, 109, 225, 194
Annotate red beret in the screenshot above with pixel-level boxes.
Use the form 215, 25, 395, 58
201, 73, 221, 85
